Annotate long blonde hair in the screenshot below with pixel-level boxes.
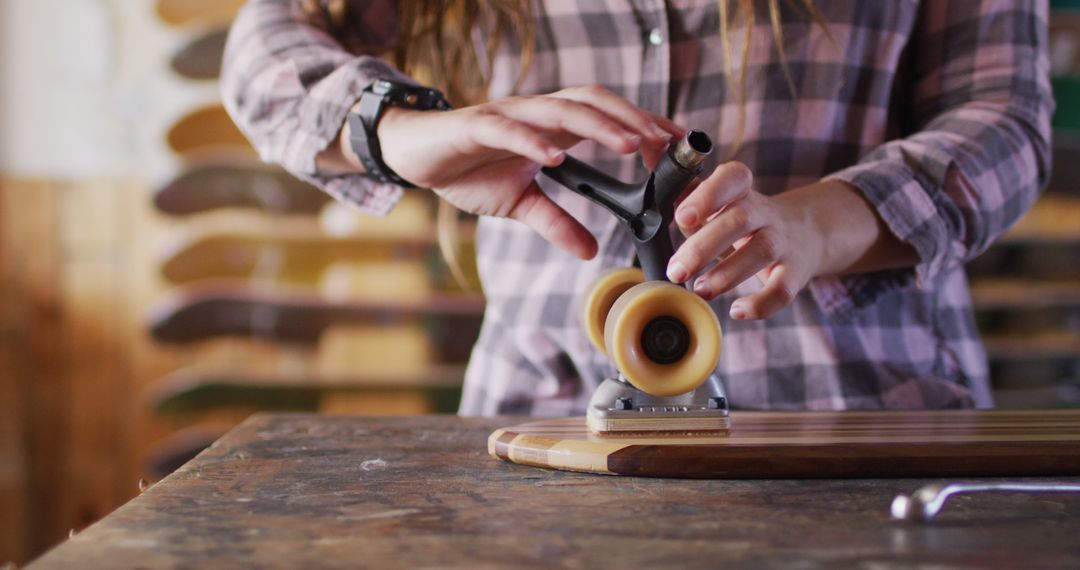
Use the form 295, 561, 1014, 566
305, 0, 829, 288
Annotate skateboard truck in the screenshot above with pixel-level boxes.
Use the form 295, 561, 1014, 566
542, 131, 730, 435
584, 372, 730, 435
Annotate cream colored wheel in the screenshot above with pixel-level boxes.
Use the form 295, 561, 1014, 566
603, 281, 722, 397
580, 268, 645, 355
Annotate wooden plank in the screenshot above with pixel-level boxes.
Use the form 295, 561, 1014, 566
967, 241, 1079, 281
145, 281, 485, 345
123, 177, 202, 477
59, 259, 128, 531
984, 332, 1080, 360
155, 0, 245, 28
144, 365, 465, 414
994, 385, 1080, 409
158, 229, 441, 285
155, 196, 461, 285
319, 391, 439, 416
1, 180, 69, 557
165, 105, 253, 157
24, 415, 1080, 569
999, 194, 1080, 242
490, 411, 1080, 478
0, 178, 28, 564
971, 279, 1080, 309
170, 27, 227, 80
56, 180, 138, 536
153, 162, 330, 215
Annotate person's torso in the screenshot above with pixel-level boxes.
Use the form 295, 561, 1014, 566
460, 0, 990, 415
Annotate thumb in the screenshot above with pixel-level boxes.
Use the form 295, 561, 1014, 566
507, 181, 598, 260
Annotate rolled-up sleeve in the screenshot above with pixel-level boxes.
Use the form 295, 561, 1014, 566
221, 0, 414, 214
812, 0, 1054, 321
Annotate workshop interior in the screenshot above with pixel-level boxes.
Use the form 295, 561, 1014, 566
2, 0, 1080, 567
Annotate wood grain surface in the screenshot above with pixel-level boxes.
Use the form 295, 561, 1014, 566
491, 410, 1080, 478
145, 366, 466, 414
165, 105, 252, 156
170, 28, 227, 80
146, 281, 485, 344
155, 0, 244, 27
26, 415, 1080, 569
153, 162, 329, 215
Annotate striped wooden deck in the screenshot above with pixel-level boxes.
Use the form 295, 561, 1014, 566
489, 410, 1080, 478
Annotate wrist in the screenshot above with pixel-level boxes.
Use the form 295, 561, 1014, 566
782, 179, 917, 278
375, 106, 421, 139
814, 179, 876, 276
339, 105, 423, 170
374, 107, 427, 182
346, 80, 451, 188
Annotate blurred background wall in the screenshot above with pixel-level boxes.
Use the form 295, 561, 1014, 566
1, 0, 481, 565
1, 0, 1079, 567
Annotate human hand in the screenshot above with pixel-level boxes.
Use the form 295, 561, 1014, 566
373, 86, 684, 260
665, 163, 827, 320
666, 162, 918, 320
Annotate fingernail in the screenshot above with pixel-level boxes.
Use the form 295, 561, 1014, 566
730, 303, 747, 320
677, 207, 699, 228
650, 123, 670, 141
549, 149, 565, 162
667, 260, 688, 283
693, 278, 711, 298
625, 133, 641, 147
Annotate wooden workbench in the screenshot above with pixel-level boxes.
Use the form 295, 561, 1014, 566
28, 414, 1080, 569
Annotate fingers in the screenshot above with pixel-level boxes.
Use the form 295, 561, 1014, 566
465, 113, 566, 167
641, 113, 691, 171
667, 196, 767, 283
507, 181, 598, 260
642, 145, 664, 171
553, 86, 675, 145
730, 264, 802, 320
464, 87, 693, 171
691, 229, 783, 300
498, 97, 642, 155
675, 162, 753, 232
647, 111, 687, 141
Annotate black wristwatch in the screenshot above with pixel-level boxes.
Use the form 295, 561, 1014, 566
348, 79, 452, 188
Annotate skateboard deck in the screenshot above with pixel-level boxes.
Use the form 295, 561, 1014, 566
490, 410, 1080, 478
171, 27, 227, 80
146, 281, 484, 346
156, 204, 456, 285
154, 162, 329, 215
167, 105, 253, 156
156, 0, 246, 28
971, 279, 1080, 310
159, 230, 442, 284
969, 245, 1080, 286
147, 366, 465, 414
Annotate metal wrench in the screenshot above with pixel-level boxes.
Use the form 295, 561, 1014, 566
891, 481, 1080, 523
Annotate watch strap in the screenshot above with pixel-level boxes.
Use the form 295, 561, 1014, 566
348, 80, 451, 188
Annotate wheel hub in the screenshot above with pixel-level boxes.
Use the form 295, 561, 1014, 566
641, 315, 690, 364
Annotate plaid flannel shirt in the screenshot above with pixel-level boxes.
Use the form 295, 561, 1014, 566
222, 0, 1053, 415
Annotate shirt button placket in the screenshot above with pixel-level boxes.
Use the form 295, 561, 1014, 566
638, 2, 671, 118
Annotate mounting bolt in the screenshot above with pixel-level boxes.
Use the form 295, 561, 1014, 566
708, 397, 727, 410
615, 397, 634, 411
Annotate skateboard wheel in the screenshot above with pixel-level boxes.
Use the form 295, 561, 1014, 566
603, 281, 721, 397
580, 268, 645, 355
